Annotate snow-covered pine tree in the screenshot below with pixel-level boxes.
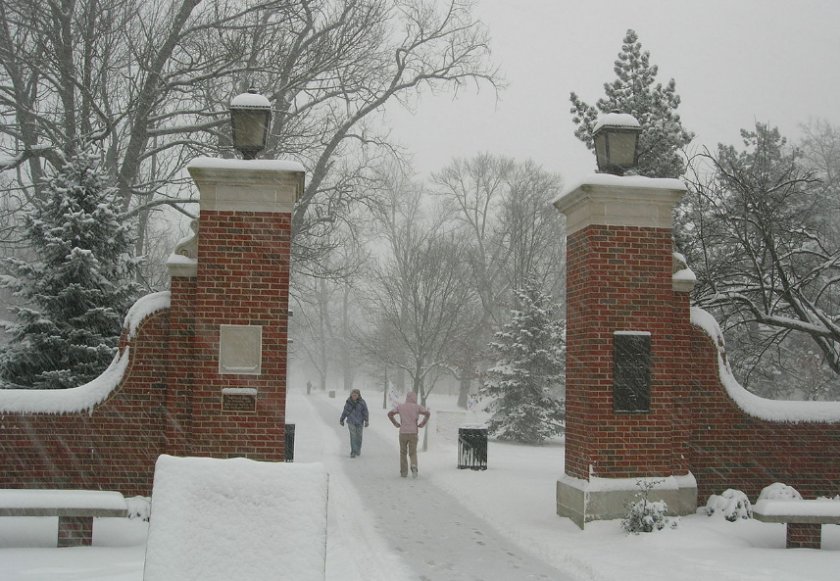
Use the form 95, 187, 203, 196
0, 150, 140, 389
480, 282, 565, 444
570, 29, 694, 178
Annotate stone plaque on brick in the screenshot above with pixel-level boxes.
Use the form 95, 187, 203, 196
613, 331, 651, 412
219, 325, 262, 375
222, 388, 257, 412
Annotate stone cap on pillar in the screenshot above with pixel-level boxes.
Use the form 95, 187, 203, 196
187, 157, 306, 214
553, 174, 686, 236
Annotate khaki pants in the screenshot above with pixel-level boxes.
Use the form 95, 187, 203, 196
398, 432, 419, 476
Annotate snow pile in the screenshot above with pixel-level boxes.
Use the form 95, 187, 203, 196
593, 111, 640, 131
231, 91, 271, 109
126, 496, 152, 521
187, 157, 305, 173
553, 172, 687, 206
143, 455, 328, 581
754, 483, 840, 518
558, 472, 696, 493
0, 489, 126, 512
124, 291, 171, 339
758, 482, 803, 502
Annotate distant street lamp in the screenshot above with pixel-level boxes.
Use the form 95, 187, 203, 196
230, 88, 272, 160
592, 112, 641, 176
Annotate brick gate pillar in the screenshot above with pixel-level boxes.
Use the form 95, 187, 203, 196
552, 174, 696, 528
166, 158, 305, 461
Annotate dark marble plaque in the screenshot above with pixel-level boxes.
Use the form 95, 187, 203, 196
613, 332, 651, 412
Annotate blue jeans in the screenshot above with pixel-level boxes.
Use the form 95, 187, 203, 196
348, 423, 364, 456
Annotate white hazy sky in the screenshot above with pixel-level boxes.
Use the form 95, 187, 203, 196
387, 0, 840, 184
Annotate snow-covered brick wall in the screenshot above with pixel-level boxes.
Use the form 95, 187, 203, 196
562, 218, 840, 504
0, 170, 297, 496
687, 319, 840, 501
0, 300, 171, 495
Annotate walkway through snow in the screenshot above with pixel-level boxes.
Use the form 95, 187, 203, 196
291, 392, 572, 581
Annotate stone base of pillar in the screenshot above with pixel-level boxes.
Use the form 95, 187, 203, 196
557, 472, 697, 529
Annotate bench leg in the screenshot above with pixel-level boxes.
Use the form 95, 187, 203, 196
786, 523, 821, 549
58, 516, 94, 547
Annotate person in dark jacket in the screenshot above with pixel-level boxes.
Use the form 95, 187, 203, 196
339, 388, 369, 458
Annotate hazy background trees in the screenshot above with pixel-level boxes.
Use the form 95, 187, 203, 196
430, 153, 565, 405
0, 0, 498, 273
0, 0, 500, 386
2, 6, 838, 410
356, 167, 476, 406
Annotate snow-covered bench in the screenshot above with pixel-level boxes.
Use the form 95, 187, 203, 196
143, 455, 328, 581
0, 489, 128, 547
753, 498, 840, 549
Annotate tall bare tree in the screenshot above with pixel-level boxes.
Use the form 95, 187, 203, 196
431, 153, 565, 405
1, 0, 499, 280
678, 123, 840, 399
361, 174, 475, 405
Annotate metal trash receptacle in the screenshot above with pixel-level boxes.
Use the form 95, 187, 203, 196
285, 423, 295, 462
457, 427, 487, 470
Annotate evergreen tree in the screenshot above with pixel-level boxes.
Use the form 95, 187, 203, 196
0, 151, 140, 389
480, 283, 565, 444
570, 29, 694, 178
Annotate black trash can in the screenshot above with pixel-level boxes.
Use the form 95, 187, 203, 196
285, 423, 295, 462
457, 427, 487, 470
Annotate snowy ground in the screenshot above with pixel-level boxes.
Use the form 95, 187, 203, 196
1, 387, 838, 580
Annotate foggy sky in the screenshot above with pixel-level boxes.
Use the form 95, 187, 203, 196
387, 0, 840, 184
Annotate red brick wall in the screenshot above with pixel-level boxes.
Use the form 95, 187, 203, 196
565, 224, 692, 480
186, 211, 289, 461
565, 222, 840, 503
0, 310, 170, 496
0, 209, 292, 495
165, 276, 196, 457
688, 327, 840, 501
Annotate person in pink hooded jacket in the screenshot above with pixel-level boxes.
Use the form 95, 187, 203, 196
387, 391, 430, 478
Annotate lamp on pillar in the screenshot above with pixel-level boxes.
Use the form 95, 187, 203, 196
592, 112, 641, 176
230, 88, 272, 160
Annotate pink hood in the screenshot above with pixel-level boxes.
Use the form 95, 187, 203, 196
389, 391, 429, 434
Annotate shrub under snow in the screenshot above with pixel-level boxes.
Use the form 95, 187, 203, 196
704, 489, 752, 521
621, 480, 676, 534
757, 482, 803, 502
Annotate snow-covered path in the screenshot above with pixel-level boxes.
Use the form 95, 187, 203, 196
297, 393, 572, 581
